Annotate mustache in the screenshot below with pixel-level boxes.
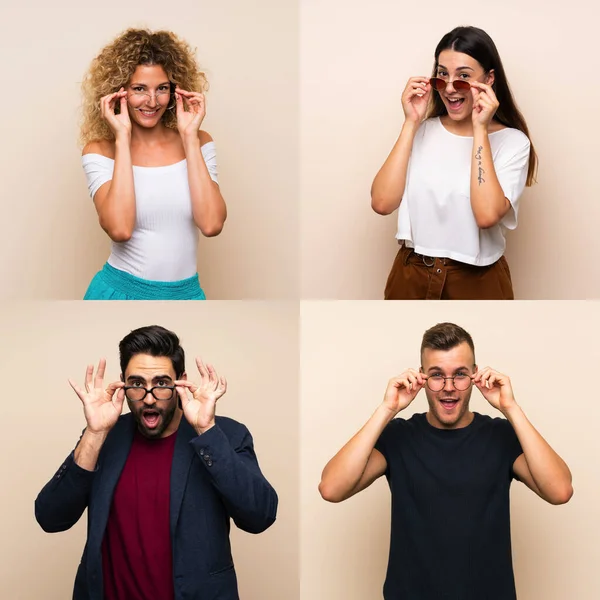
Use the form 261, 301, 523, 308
139, 407, 163, 416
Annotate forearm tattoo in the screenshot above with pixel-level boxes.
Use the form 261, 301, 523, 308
475, 146, 485, 185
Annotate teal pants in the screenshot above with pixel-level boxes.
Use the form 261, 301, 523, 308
84, 263, 206, 300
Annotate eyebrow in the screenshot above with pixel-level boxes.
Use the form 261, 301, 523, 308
437, 65, 474, 72
426, 366, 471, 373
126, 374, 174, 383
129, 81, 171, 87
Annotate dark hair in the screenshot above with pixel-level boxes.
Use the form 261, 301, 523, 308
427, 26, 537, 186
119, 325, 185, 378
420, 322, 475, 363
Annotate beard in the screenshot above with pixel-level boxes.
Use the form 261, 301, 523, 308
129, 400, 177, 439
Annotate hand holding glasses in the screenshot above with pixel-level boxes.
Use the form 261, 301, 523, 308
68, 358, 126, 435
174, 358, 227, 434
100, 88, 132, 137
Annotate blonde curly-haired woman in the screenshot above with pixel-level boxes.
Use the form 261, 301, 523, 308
81, 28, 226, 300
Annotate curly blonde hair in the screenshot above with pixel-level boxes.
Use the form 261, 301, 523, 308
80, 28, 208, 145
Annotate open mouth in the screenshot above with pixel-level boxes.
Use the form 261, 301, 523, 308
142, 410, 161, 428
439, 398, 459, 411
138, 109, 160, 117
445, 97, 465, 111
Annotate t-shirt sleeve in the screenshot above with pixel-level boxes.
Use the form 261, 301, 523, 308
498, 418, 523, 479
375, 419, 399, 476
494, 132, 530, 230
81, 154, 115, 200
201, 141, 219, 184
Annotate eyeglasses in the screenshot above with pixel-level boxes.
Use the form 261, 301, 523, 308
127, 89, 171, 101
429, 77, 473, 92
123, 385, 176, 402
126, 84, 175, 109
425, 374, 472, 392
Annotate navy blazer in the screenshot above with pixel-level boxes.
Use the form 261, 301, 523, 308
35, 414, 278, 600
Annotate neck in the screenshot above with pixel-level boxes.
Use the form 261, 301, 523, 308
426, 410, 474, 430
441, 114, 475, 136
160, 407, 184, 438
130, 120, 171, 145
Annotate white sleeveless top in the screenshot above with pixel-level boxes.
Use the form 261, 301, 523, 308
397, 118, 530, 266
82, 142, 218, 281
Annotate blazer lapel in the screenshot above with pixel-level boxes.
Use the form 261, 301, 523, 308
89, 415, 135, 552
170, 418, 197, 540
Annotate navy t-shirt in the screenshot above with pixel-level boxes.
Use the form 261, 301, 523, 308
374, 412, 523, 600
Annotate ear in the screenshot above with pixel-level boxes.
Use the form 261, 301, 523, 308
120, 373, 124, 382
473, 364, 478, 374
419, 366, 424, 373
485, 69, 495, 87
180, 372, 188, 381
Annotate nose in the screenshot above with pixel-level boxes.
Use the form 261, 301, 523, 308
445, 80, 458, 94
443, 377, 456, 392
143, 392, 157, 405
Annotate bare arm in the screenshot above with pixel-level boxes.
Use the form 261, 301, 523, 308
319, 404, 392, 502
73, 429, 109, 471
85, 136, 136, 242
84, 91, 136, 242
470, 130, 511, 229
507, 405, 573, 505
474, 367, 573, 505
184, 131, 227, 237
319, 369, 426, 503
468, 82, 512, 229
371, 121, 420, 215
371, 77, 432, 215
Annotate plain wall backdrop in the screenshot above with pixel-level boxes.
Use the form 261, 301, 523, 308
0, 0, 298, 299
301, 301, 600, 599
0, 302, 298, 599
300, 0, 600, 299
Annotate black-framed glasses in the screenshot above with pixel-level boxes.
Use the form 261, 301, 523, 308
123, 385, 176, 402
425, 374, 472, 392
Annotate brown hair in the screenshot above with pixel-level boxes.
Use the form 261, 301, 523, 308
420, 322, 475, 363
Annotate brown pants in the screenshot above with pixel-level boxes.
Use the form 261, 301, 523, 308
384, 244, 514, 300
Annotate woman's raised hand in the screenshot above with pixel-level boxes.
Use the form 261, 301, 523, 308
100, 88, 132, 138
401, 77, 431, 124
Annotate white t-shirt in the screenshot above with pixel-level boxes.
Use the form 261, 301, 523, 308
82, 142, 218, 281
396, 117, 530, 266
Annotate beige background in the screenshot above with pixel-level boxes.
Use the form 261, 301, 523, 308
301, 301, 600, 599
300, 0, 600, 299
0, 0, 298, 299
0, 302, 298, 599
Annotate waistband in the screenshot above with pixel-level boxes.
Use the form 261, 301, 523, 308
100, 262, 204, 300
400, 242, 492, 269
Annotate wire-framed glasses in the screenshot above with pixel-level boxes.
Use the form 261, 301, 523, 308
429, 77, 473, 92
425, 374, 472, 392
126, 83, 175, 109
123, 385, 176, 402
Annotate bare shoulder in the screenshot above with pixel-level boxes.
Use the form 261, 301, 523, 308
82, 139, 115, 158
199, 130, 214, 147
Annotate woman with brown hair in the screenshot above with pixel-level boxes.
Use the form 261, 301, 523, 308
371, 26, 537, 300
81, 28, 227, 300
